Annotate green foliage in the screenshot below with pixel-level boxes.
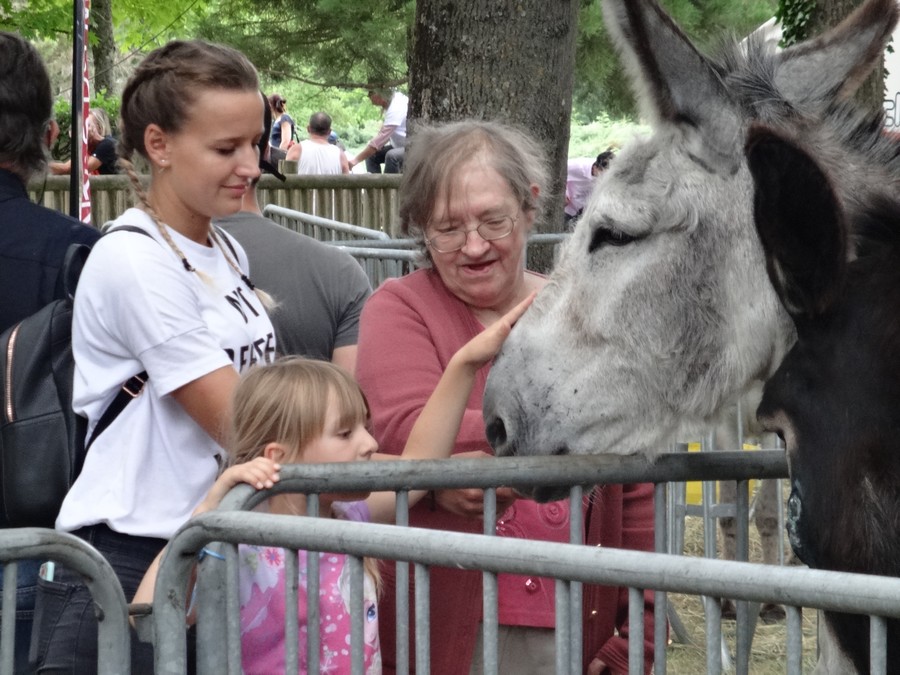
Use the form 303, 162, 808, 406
568, 113, 650, 157
0, 0, 70, 36
573, 0, 778, 121
196, 0, 412, 89
51, 90, 120, 160
572, 0, 635, 121
776, 0, 817, 46
2, 0, 209, 54
15, 0, 780, 141
111, 0, 211, 51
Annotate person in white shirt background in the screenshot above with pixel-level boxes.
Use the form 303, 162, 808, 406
564, 148, 615, 224
349, 88, 408, 174
285, 111, 349, 175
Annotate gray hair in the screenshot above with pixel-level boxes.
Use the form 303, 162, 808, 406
399, 119, 549, 260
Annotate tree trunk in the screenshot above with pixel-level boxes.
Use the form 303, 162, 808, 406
90, 0, 117, 95
408, 0, 579, 270
809, 0, 886, 114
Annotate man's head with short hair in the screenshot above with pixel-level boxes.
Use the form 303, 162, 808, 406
307, 112, 332, 138
367, 88, 391, 108
0, 32, 54, 180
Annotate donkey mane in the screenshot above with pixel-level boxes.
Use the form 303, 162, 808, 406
855, 193, 900, 252
716, 38, 900, 176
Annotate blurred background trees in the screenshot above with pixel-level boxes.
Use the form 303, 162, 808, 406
3, 0, 779, 136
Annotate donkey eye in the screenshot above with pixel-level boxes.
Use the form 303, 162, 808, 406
588, 227, 638, 253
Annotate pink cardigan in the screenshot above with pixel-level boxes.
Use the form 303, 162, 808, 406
356, 269, 656, 674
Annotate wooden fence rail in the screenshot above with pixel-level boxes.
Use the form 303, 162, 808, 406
27, 174, 403, 236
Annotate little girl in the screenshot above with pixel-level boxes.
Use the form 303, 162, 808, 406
135, 293, 534, 674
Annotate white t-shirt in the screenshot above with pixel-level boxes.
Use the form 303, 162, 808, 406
384, 92, 408, 149
297, 140, 343, 175
58, 208, 276, 538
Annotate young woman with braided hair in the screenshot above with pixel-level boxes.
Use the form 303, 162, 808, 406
30, 40, 276, 673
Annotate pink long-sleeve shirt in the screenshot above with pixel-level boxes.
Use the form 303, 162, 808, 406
356, 269, 656, 674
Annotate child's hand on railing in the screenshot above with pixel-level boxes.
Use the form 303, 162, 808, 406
192, 457, 281, 516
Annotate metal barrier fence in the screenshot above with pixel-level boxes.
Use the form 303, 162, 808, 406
258, 174, 402, 234
337, 247, 419, 287
263, 204, 393, 241
0, 529, 131, 675
140, 451, 900, 675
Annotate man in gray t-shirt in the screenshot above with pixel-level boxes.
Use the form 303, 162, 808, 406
217, 209, 371, 371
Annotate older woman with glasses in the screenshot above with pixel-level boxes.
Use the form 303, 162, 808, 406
355, 119, 656, 675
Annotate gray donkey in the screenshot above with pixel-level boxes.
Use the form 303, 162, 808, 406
483, 0, 900, 671
484, 0, 898, 470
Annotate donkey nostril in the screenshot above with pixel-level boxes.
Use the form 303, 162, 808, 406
485, 416, 508, 449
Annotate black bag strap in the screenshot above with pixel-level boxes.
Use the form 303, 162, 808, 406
83, 225, 156, 450
85, 372, 148, 451
214, 226, 240, 260
59, 243, 92, 300
105, 224, 155, 239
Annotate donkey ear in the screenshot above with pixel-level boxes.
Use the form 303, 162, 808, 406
602, 0, 741, 174
775, 0, 898, 108
745, 125, 847, 321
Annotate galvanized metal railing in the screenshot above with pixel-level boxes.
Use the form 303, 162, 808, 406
6, 452, 897, 673
263, 204, 393, 241
155, 506, 900, 675
142, 451, 896, 674
0, 529, 131, 675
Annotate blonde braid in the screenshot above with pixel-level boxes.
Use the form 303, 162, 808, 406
120, 156, 198, 274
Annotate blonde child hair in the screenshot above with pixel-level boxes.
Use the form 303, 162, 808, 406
230, 357, 369, 467
228, 356, 380, 587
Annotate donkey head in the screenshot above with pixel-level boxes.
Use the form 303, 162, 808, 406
748, 124, 900, 675
483, 0, 898, 477
749, 126, 900, 578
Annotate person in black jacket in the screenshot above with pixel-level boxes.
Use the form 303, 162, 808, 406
0, 31, 100, 672
49, 108, 120, 176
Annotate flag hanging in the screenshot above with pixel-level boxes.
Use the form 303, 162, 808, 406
78, 0, 92, 224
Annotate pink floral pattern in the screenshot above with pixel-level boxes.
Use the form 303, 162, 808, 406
237, 502, 381, 674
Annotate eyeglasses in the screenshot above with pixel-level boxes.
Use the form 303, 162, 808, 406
425, 215, 517, 253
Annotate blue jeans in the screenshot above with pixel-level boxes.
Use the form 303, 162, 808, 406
30, 524, 166, 674
0, 558, 41, 673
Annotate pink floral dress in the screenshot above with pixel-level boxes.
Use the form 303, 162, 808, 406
237, 502, 381, 674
